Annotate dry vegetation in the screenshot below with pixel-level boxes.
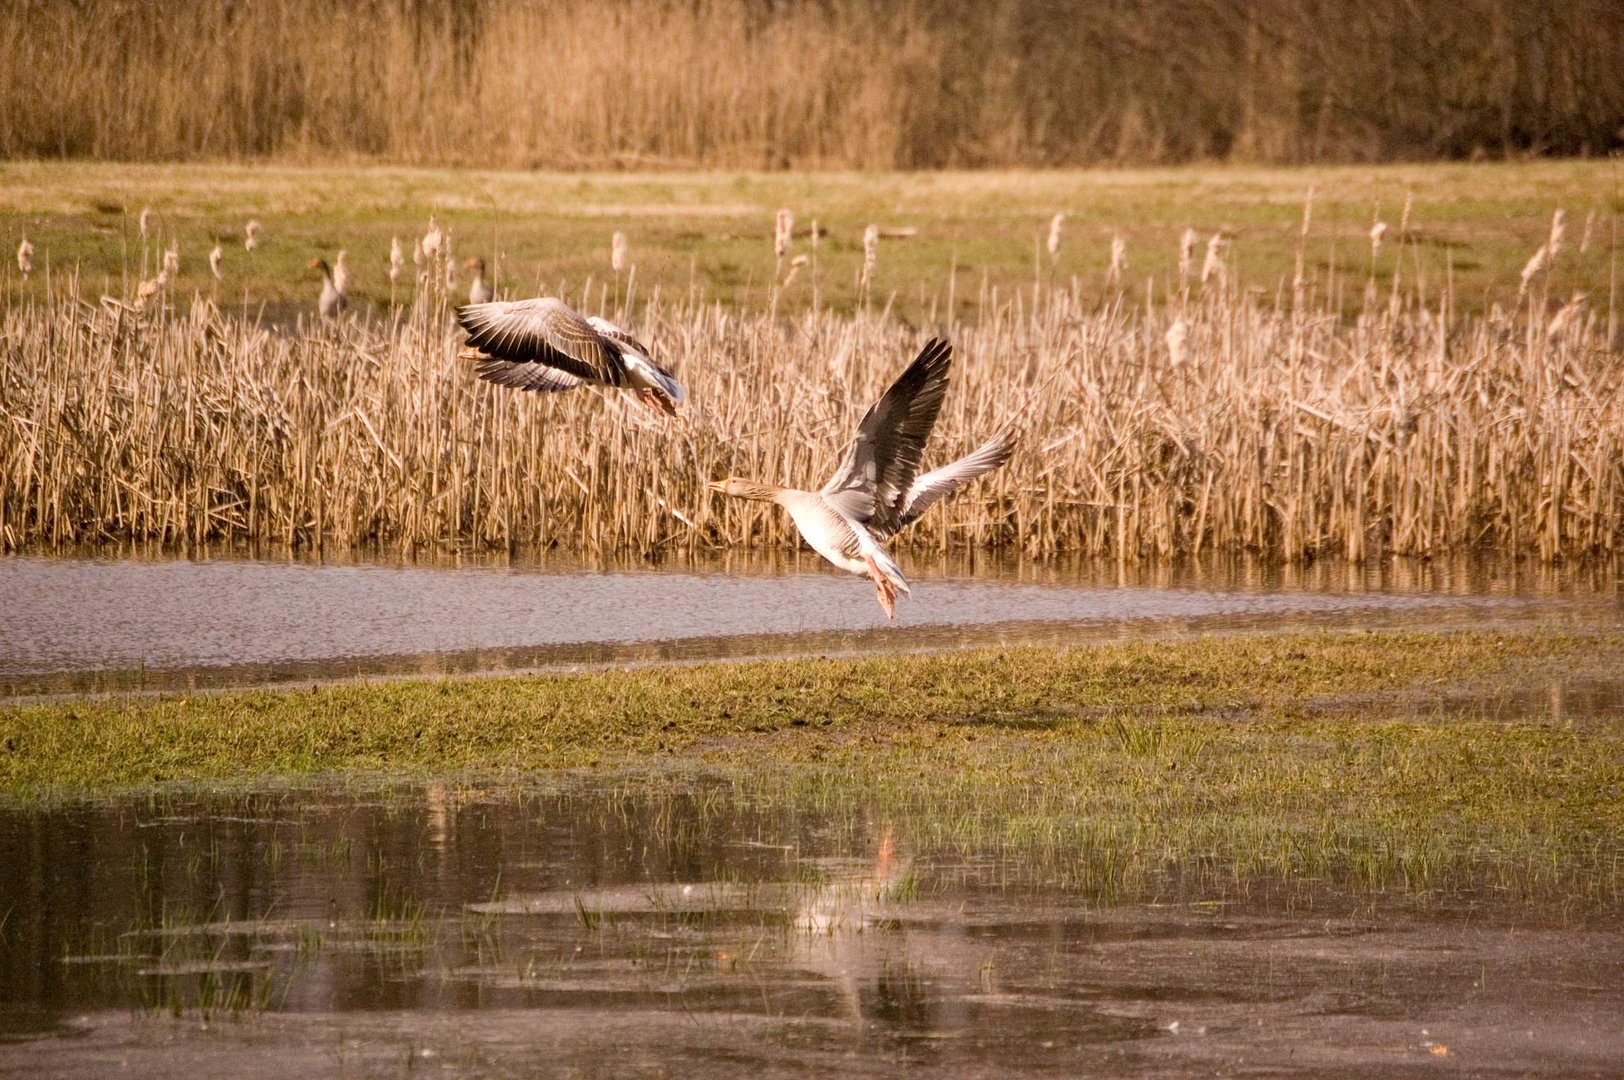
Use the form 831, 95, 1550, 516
3, 226, 1620, 562
2, 0, 1619, 168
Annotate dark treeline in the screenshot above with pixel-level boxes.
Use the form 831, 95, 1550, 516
2, 0, 1618, 167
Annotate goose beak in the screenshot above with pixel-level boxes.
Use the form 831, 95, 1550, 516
705, 480, 725, 494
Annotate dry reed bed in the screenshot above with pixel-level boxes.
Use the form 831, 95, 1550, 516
1, 279, 1620, 562
4, 0, 1619, 167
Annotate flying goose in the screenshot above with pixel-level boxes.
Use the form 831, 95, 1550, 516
708, 338, 1015, 618
309, 258, 346, 318
455, 296, 685, 416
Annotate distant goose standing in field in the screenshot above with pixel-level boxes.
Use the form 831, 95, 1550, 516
465, 257, 494, 304
16, 236, 32, 276
455, 296, 685, 417
333, 249, 352, 296
310, 258, 347, 318
707, 338, 1015, 619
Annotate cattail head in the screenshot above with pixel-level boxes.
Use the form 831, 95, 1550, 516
1046, 213, 1065, 260
162, 244, 180, 276
774, 209, 794, 261
1546, 292, 1587, 338
1398, 190, 1413, 238
16, 236, 33, 276
1178, 228, 1197, 281
244, 219, 261, 253
139, 208, 153, 240
389, 236, 405, 283
782, 253, 809, 288
1200, 232, 1226, 285
134, 275, 163, 310
208, 243, 223, 280
859, 224, 879, 294
810, 218, 820, 253
333, 250, 350, 295
1519, 243, 1551, 296
1369, 220, 1387, 259
1165, 317, 1189, 367
1107, 234, 1127, 286
611, 230, 628, 273
1547, 208, 1566, 261
1579, 208, 1596, 254
1299, 188, 1315, 238
422, 217, 444, 260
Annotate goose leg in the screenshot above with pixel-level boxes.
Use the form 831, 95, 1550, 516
864, 554, 897, 620
634, 388, 679, 419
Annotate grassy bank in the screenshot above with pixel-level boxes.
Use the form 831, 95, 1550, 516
3, 628, 1620, 785
7, 629, 1622, 899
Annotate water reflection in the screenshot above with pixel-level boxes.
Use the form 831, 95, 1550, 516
0, 779, 1620, 1077
3, 549, 1618, 696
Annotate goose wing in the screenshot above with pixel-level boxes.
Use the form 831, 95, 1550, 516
457, 297, 623, 385
820, 337, 953, 533
470, 357, 584, 393
587, 315, 685, 403
888, 428, 1017, 535
585, 315, 653, 361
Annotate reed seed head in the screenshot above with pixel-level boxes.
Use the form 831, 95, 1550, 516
1107, 234, 1127, 286
1200, 232, 1226, 285
774, 209, 794, 261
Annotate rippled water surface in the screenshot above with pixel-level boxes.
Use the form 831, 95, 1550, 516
3, 550, 1618, 694
2, 775, 1621, 1079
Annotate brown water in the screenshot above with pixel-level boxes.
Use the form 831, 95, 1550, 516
1, 776, 1620, 1079
3, 550, 1619, 696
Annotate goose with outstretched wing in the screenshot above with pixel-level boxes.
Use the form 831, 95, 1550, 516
455, 296, 685, 416
707, 338, 1015, 618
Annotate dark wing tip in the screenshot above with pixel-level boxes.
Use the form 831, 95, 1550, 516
914, 336, 952, 374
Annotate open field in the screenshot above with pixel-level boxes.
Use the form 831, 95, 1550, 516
0, 160, 1617, 317
4, 629, 1622, 898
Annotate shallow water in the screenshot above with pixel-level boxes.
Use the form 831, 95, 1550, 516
2, 550, 1618, 695
1, 776, 1620, 1079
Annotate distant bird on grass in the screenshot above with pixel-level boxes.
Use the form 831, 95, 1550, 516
16, 236, 33, 276
333, 249, 352, 296
310, 257, 347, 318
456, 296, 685, 417
465, 257, 493, 304
707, 338, 1015, 619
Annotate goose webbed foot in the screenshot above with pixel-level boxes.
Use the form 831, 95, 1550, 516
864, 554, 897, 620
634, 388, 680, 421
